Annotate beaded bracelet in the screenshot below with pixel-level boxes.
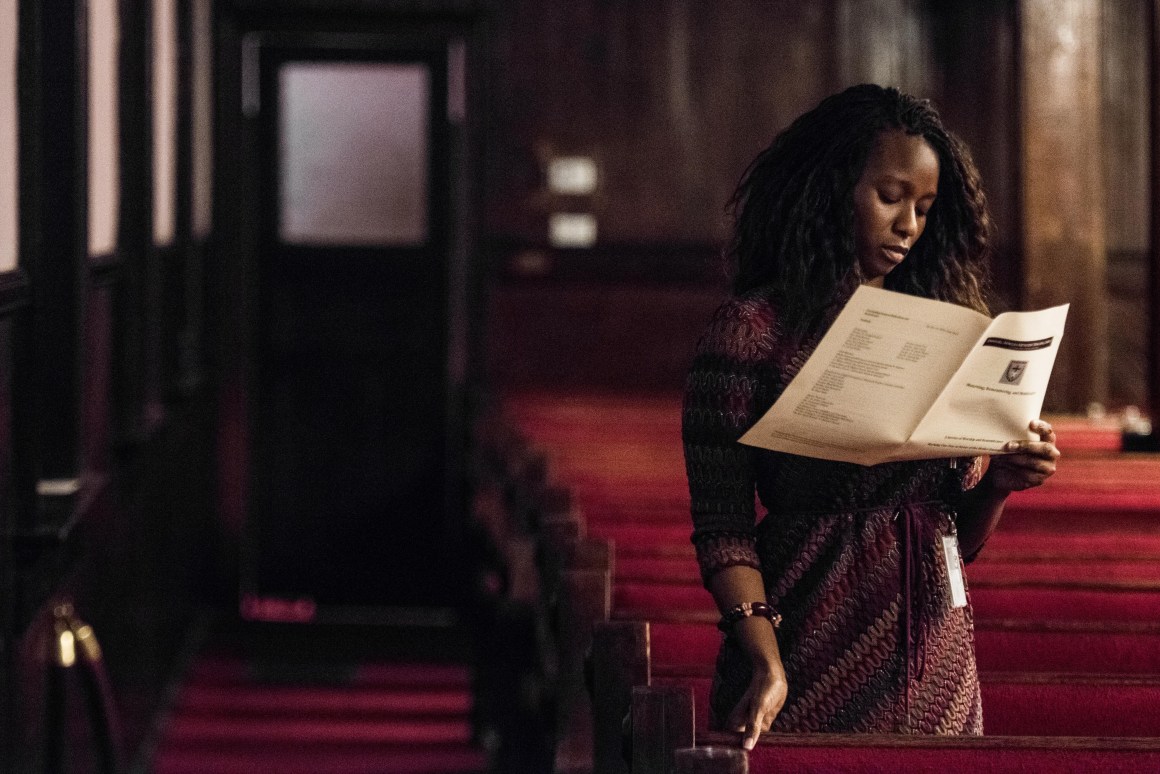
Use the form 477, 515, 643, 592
717, 601, 783, 633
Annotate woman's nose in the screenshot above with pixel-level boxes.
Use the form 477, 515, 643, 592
894, 207, 918, 236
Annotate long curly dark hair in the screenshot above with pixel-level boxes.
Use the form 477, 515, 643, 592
727, 84, 993, 335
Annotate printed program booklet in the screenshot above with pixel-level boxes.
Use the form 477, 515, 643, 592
738, 285, 1070, 466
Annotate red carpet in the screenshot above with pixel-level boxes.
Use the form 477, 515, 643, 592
150, 627, 487, 774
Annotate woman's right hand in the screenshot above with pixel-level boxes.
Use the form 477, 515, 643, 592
726, 618, 788, 749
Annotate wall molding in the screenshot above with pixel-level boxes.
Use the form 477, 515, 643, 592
492, 241, 726, 287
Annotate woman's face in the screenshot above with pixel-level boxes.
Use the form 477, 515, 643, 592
852, 129, 940, 286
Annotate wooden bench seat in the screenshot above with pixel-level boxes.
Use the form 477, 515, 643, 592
724, 731, 1160, 773
650, 671, 1160, 737
645, 618, 1160, 675
629, 683, 1160, 774
614, 579, 1160, 624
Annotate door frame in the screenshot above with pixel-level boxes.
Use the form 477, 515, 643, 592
215, 11, 481, 624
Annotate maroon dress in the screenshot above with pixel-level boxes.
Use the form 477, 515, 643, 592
682, 288, 987, 734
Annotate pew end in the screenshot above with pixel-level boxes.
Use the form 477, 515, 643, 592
632, 684, 695, 774
674, 746, 748, 773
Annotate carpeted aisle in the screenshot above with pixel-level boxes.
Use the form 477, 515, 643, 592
148, 621, 488, 774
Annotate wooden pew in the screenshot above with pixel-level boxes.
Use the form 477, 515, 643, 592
726, 731, 1160, 773
506, 395, 1160, 772
598, 619, 1160, 774
471, 408, 616, 772
650, 671, 1160, 737
628, 685, 1160, 774
645, 617, 1160, 676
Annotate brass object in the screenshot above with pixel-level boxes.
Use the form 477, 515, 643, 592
50, 601, 105, 666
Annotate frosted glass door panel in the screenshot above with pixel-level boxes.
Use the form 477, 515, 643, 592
0, 0, 16, 272
279, 62, 430, 246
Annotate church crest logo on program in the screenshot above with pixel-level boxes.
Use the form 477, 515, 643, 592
1000, 360, 1028, 386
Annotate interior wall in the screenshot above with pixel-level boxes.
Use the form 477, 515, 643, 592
484, 0, 835, 246
1103, 0, 1151, 410
484, 0, 1022, 393
929, 0, 1021, 309
4, 0, 217, 769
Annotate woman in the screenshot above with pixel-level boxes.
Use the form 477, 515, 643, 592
682, 84, 1059, 746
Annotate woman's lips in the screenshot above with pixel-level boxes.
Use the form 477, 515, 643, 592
882, 245, 909, 264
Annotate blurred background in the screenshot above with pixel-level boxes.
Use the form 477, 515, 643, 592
0, 0, 1155, 771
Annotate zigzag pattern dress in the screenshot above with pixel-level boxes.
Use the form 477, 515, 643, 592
682, 288, 987, 735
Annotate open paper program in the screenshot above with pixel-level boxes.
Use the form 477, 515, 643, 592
738, 286, 1070, 466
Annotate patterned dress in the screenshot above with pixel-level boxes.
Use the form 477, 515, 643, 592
682, 288, 988, 735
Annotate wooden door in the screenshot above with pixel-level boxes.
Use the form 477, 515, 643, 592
243, 35, 464, 615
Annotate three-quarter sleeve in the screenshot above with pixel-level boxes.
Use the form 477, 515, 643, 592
950, 454, 996, 563
959, 456, 987, 492
682, 295, 781, 584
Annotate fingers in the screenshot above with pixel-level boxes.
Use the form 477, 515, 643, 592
995, 468, 1053, 490
993, 450, 1057, 478
1002, 421, 1059, 456
728, 700, 770, 750
742, 721, 761, 750
992, 421, 1061, 493
1031, 419, 1056, 444
726, 703, 747, 734
989, 449, 1057, 490
1002, 440, 1061, 462
998, 446, 1059, 469
727, 677, 785, 750
742, 704, 772, 750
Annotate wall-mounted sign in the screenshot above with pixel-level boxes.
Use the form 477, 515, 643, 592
547, 156, 598, 196
549, 212, 597, 248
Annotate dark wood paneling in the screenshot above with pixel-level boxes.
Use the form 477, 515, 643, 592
486, 284, 726, 392
232, 0, 483, 11
833, 0, 934, 95
1021, 0, 1108, 412
930, 0, 1021, 309
21, 0, 89, 488
1103, 0, 1150, 410
484, 0, 835, 246
492, 242, 722, 285
1104, 0, 1151, 257
483, 0, 1010, 254
0, 269, 30, 315
82, 282, 114, 477
9, 401, 215, 772
1150, 0, 1160, 417
5, 0, 218, 768
114, 0, 153, 442
0, 315, 14, 771
481, 0, 1025, 402
166, 0, 198, 399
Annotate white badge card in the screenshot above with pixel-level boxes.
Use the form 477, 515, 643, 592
942, 535, 968, 609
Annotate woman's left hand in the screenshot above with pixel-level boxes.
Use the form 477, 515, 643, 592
987, 419, 1060, 492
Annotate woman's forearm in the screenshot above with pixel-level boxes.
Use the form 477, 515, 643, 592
955, 474, 1009, 560
706, 565, 784, 671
